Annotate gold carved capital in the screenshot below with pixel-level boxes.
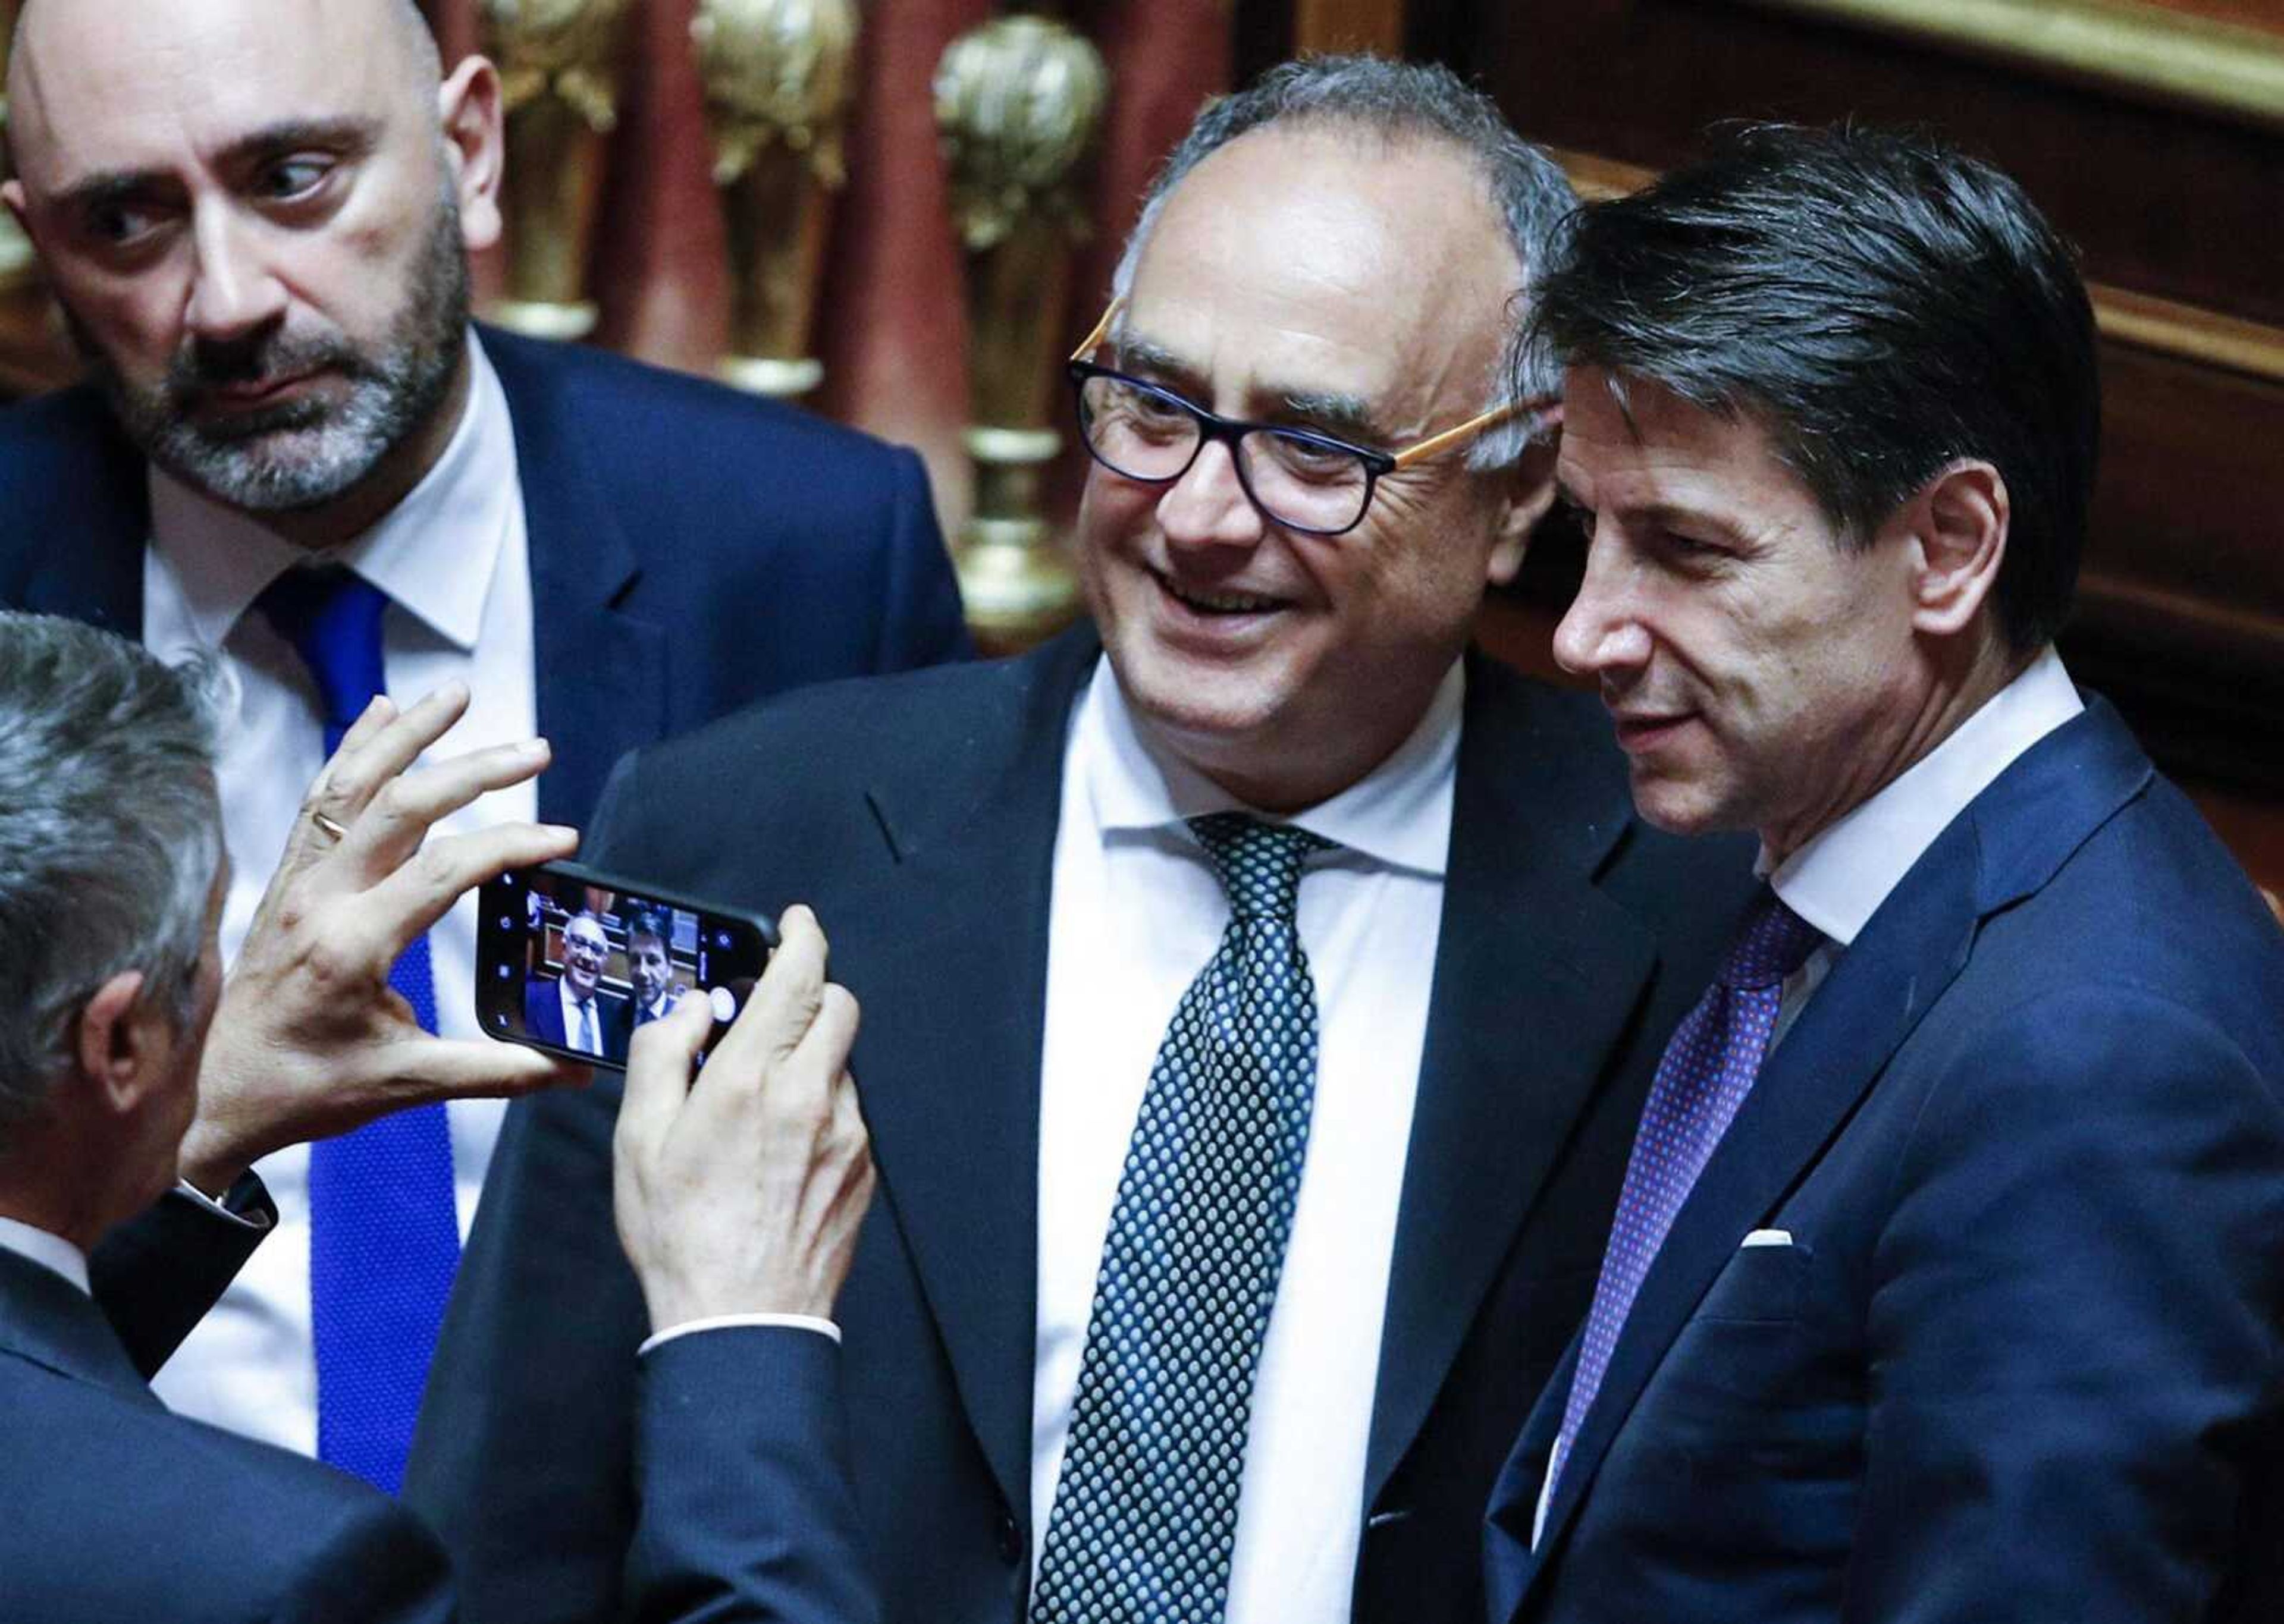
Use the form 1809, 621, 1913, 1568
694, 0, 860, 190
481, 0, 636, 133
933, 15, 1110, 254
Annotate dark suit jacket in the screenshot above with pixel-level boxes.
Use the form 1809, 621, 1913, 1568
0, 1247, 876, 1623
1, 324, 970, 1384
614, 991, 680, 1059
1483, 700, 2284, 1624
409, 629, 1760, 1624
527, 977, 630, 1063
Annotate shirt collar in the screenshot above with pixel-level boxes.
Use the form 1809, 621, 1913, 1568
0, 1215, 91, 1297
1765, 646, 2084, 946
146, 329, 515, 655
1077, 654, 1463, 878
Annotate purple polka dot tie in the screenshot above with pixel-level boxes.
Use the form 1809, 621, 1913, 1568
1031, 814, 1331, 1624
1542, 886, 1823, 1506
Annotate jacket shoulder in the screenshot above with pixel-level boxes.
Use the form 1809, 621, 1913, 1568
482, 326, 918, 482
0, 1358, 448, 1622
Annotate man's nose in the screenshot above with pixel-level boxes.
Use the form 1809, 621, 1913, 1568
1156, 438, 1266, 551
183, 206, 290, 344
1551, 543, 1654, 679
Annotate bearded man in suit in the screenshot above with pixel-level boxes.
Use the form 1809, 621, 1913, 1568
1483, 124, 2284, 1624
0, 0, 966, 1487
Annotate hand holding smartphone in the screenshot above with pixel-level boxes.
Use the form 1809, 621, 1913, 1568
475, 860, 778, 1071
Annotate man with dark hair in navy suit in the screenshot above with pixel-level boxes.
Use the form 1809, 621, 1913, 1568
0, 610, 881, 1624
1482, 124, 2284, 1624
0, 0, 966, 1478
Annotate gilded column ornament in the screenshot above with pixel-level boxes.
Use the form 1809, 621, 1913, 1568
693, 0, 860, 398
934, 14, 1110, 652
480, 0, 635, 341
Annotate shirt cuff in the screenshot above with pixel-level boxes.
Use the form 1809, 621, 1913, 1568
171, 1176, 274, 1231
638, 1313, 842, 1356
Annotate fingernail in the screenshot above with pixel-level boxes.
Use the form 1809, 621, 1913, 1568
521, 738, 550, 762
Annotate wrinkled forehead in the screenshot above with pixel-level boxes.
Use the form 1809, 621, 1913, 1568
1121, 125, 1519, 414
9, 0, 421, 190
566, 921, 608, 947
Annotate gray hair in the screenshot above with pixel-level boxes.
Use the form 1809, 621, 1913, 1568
1109, 54, 1576, 469
0, 614, 222, 1144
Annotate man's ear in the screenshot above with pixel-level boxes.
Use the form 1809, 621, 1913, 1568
2, 179, 30, 239
73, 971, 171, 1119
1485, 436, 1559, 589
438, 55, 507, 255
1907, 459, 2009, 640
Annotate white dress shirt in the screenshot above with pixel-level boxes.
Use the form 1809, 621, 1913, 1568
142, 335, 538, 1452
1031, 656, 1462, 1624
559, 977, 607, 1057
1766, 647, 2085, 1040
0, 1215, 92, 1297
1530, 645, 2084, 1548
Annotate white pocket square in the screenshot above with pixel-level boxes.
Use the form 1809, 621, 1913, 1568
1740, 1229, 1794, 1249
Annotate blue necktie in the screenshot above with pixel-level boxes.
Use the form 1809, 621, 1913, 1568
1541, 887, 1822, 1509
1031, 813, 1331, 1624
257, 565, 462, 1494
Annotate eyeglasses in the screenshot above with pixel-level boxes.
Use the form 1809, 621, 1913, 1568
1065, 299, 1560, 537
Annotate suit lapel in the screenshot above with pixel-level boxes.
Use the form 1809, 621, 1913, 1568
1364, 658, 1658, 1503
1516, 699, 2153, 1596
0, 1250, 162, 1410
485, 331, 666, 826
15, 398, 149, 637
829, 632, 1099, 1521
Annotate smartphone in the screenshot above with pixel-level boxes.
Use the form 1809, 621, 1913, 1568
475, 859, 778, 1071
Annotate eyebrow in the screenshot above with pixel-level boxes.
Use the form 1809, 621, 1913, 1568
51, 117, 381, 215
1556, 481, 1757, 547
1110, 334, 1387, 444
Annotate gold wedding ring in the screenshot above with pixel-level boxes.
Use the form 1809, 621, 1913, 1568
310, 811, 349, 843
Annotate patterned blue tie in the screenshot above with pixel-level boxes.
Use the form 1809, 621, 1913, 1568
257, 565, 462, 1494
1031, 813, 1332, 1624
1541, 885, 1822, 1508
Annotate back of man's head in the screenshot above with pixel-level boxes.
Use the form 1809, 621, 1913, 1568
1527, 124, 2100, 655
1116, 52, 1576, 465
0, 614, 220, 1151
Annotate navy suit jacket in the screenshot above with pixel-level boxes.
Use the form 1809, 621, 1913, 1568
1484, 700, 2284, 1624
0, 1247, 876, 1623
526, 977, 629, 1063
407, 629, 1761, 1624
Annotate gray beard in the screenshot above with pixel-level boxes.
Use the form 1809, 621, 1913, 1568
76, 194, 472, 515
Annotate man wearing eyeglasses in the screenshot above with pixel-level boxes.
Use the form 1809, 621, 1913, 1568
413, 55, 1755, 1624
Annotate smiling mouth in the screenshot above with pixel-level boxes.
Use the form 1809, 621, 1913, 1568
1152, 568, 1288, 618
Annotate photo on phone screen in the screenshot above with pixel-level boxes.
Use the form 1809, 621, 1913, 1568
475, 861, 777, 1071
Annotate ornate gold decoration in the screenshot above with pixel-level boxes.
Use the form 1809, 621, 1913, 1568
479, 0, 636, 340
694, 0, 860, 398
1737, 0, 2284, 133
933, 15, 1111, 652
936, 16, 1109, 253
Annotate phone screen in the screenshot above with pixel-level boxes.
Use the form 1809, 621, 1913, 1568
475, 861, 777, 1071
